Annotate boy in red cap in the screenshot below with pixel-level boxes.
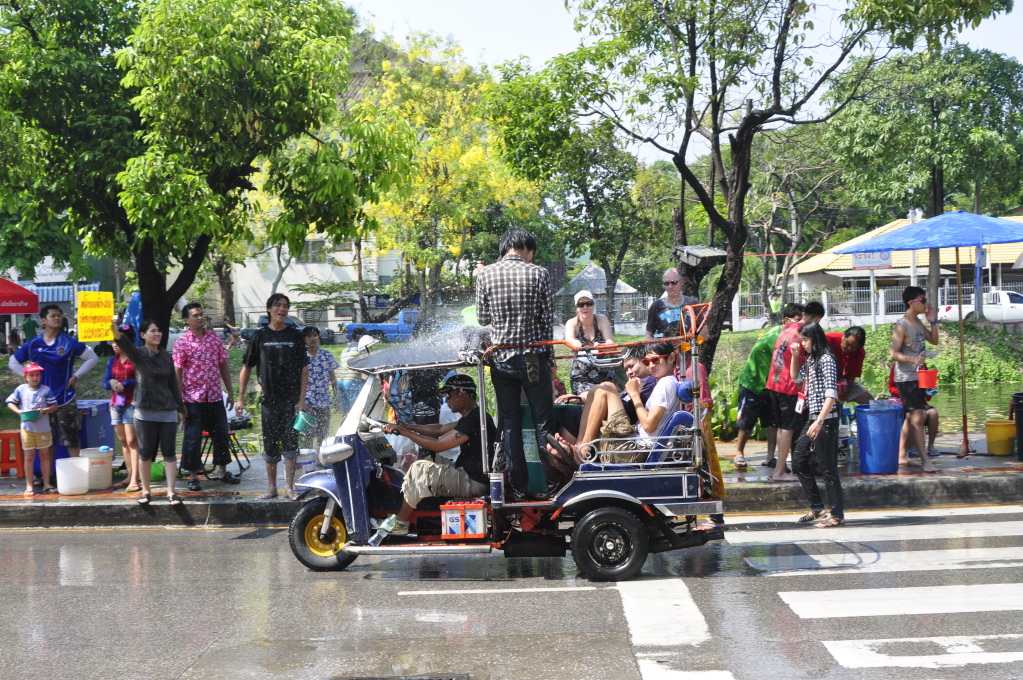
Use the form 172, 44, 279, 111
5, 363, 58, 495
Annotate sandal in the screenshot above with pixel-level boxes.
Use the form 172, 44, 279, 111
733, 456, 748, 468
797, 509, 827, 523
216, 471, 241, 484
168, 495, 183, 506
814, 517, 845, 529
137, 493, 151, 505
545, 434, 575, 468
187, 479, 201, 492
125, 484, 140, 493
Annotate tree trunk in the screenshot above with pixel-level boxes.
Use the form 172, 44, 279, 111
213, 257, 236, 326
926, 162, 944, 315
416, 267, 431, 319
601, 265, 618, 335
271, 246, 291, 295
671, 183, 700, 300
135, 235, 212, 348
354, 237, 364, 322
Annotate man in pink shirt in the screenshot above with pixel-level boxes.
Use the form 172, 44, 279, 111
174, 303, 237, 491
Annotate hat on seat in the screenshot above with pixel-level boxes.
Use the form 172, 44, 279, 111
439, 374, 477, 396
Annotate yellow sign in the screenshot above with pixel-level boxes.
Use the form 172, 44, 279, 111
77, 291, 114, 342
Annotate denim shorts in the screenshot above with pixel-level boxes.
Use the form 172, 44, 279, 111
110, 404, 135, 426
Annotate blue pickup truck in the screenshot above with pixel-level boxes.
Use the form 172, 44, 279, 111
346, 310, 420, 343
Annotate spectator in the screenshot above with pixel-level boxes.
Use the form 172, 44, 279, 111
890, 286, 940, 471
733, 302, 805, 468
20, 314, 39, 342
112, 320, 186, 505
302, 326, 340, 449
763, 300, 824, 482
888, 364, 940, 459
173, 303, 238, 492
378, 374, 496, 535
825, 326, 869, 405
94, 340, 115, 358
336, 329, 364, 413
789, 321, 845, 528
644, 268, 698, 340
10, 305, 99, 482
476, 228, 554, 500
223, 317, 244, 350
105, 326, 141, 493
238, 293, 309, 500
564, 289, 616, 397
769, 292, 782, 325
5, 362, 58, 495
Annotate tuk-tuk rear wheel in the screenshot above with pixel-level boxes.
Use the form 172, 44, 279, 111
289, 497, 358, 571
571, 507, 649, 582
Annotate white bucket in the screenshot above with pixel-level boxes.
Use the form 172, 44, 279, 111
296, 449, 317, 477
56, 458, 90, 495
80, 448, 113, 490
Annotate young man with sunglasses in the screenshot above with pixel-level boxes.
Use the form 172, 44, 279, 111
644, 268, 699, 341
891, 286, 939, 472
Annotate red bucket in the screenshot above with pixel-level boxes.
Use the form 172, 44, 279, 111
918, 369, 938, 389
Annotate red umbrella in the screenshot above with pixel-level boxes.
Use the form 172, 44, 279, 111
0, 278, 39, 315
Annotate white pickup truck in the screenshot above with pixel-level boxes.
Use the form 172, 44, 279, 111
938, 289, 1023, 322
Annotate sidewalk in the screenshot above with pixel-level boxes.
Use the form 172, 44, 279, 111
2, 432, 1021, 527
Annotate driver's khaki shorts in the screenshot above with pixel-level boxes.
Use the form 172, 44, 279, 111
402, 460, 486, 508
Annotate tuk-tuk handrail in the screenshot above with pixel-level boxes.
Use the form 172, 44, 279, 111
480, 303, 711, 362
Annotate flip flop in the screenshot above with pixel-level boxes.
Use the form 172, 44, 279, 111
137, 493, 151, 505
216, 471, 241, 484
168, 495, 183, 506
733, 456, 748, 468
545, 434, 575, 468
187, 479, 201, 492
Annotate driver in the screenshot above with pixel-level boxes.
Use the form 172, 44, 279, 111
378, 374, 496, 535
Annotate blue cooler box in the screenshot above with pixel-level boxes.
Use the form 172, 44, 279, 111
36, 399, 116, 474
854, 403, 903, 475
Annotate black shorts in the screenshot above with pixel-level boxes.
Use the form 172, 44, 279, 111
736, 386, 776, 432
768, 389, 808, 432
896, 381, 928, 412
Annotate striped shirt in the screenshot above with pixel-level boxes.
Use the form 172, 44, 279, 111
475, 253, 554, 363
336, 342, 361, 381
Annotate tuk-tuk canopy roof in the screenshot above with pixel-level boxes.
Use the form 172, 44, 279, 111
347, 331, 471, 375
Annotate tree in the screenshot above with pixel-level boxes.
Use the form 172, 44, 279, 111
489, 0, 1009, 370
0, 0, 413, 340
367, 34, 541, 320
828, 44, 1023, 311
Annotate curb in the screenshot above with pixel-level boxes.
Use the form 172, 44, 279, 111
0, 498, 302, 528
722, 472, 1023, 513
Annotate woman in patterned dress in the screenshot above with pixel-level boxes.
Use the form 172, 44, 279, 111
564, 290, 616, 397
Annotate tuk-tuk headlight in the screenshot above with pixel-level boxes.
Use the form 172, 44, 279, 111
317, 440, 354, 466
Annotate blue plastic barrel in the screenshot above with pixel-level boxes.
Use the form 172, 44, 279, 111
854, 404, 903, 474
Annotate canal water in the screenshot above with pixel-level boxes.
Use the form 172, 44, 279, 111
927, 381, 1023, 432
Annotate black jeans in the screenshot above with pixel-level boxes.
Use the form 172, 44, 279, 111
180, 401, 230, 472
261, 397, 299, 464
136, 419, 177, 463
490, 353, 553, 492
792, 417, 843, 519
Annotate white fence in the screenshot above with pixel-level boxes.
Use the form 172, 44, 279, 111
733, 283, 1023, 332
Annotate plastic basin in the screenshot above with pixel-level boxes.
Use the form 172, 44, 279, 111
20, 410, 40, 422
80, 448, 113, 489
985, 420, 1016, 456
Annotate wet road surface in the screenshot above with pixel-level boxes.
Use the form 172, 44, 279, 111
3, 505, 1023, 679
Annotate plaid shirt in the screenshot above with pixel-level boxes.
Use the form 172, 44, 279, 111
476, 253, 554, 363
796, 352, 839, 418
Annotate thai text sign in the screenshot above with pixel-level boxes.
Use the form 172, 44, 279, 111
77, 291, 114, 342
851, 251, 892, 270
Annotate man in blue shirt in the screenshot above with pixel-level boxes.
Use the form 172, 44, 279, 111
10, 304, 98, 464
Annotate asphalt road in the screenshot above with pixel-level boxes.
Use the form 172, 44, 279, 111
3, 505, 1023, 679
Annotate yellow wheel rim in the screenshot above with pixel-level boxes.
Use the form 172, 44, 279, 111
304, 514, 347, 557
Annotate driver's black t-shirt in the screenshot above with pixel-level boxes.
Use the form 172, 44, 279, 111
243, 326, 308, 403
453, 406, 497, 485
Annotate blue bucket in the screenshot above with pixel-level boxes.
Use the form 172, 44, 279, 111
855, 404, 903, 475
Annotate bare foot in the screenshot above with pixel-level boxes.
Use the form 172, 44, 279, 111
23, 489, 36, 497
284, 489, 300, 501
770, 473, 799, 482
258, 490, 278, 500
42, 487, 57, 494
901, 459, 923, 467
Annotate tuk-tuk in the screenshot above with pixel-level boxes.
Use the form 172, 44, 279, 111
288, 311, 724, 582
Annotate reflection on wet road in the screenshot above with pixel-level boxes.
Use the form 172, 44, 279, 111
3, 506, 1023, 679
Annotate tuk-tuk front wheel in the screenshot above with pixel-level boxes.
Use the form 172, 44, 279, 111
289, 497, 357, 571
571, 507, 649, 581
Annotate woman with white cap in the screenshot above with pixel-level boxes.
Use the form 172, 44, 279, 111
565, 289, 616, 396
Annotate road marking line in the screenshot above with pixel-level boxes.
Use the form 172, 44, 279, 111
617, 579, 709, 646
748, 545, 1023, 576
823, 634, 1023, 669
397, 586, 597, 595
726, 520, 1023, 545
780, 583, 1023, 618
727, 505, 1023, 524
635, 662, 735, 680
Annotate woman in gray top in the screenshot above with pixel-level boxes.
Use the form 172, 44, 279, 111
113, 320, 186, 505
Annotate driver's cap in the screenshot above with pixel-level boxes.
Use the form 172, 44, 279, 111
439, 374, 476, 396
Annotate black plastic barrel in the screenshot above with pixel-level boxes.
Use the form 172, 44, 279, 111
1013, 392, 1023, 461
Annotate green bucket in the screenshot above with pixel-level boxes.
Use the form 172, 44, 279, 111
292, 410, 318, 434
20, 410, 41, 422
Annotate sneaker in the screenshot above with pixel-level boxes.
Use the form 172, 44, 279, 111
390, 521, 409, 536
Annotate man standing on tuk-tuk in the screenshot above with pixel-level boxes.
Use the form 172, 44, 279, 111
476, 228, 554, 500
378, 374, 496, 535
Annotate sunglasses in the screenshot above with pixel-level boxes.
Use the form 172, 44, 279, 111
576, 300, 594, 308
641, 353, 672, 367
662, 280, 680, 286
910, 297, 926, 304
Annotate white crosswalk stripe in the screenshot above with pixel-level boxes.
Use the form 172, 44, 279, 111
780, 583, 1023, 618
748, 544, 1023, 575
725, 519, 1023, 545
